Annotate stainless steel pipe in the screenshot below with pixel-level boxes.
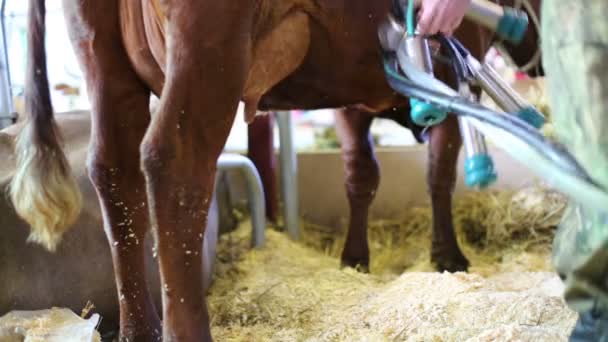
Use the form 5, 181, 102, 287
217, 153, 266, 248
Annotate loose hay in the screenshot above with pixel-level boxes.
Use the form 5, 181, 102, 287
299, 185, 567, 277
208, 186, 577, 341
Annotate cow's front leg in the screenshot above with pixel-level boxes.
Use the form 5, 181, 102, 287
335, 108, 379, 272
427, 116, 469, 272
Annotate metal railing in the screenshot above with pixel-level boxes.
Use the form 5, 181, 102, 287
0, 0, 15, 129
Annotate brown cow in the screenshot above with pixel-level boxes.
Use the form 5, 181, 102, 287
336, 2, 542, 272
248, 3, 543, 273
10, 0, 540, 341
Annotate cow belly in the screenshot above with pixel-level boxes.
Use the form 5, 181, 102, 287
120, 0, 401, 114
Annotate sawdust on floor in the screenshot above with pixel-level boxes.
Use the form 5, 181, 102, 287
208, 186, 577, 341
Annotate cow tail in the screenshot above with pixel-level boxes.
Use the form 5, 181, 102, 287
10, 0, 82, 251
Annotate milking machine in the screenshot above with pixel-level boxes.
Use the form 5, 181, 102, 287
378, 0, 608, 213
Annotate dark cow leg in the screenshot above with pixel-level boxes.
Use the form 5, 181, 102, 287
139, 3, 251, 341
63, 2, 161, 341
335, 108, 379, 272
87, 92, 161, 342
248, 114, 278, 222
427, 116, 470, 272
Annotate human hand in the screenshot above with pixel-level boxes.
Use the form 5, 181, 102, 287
415, 0, 471, 36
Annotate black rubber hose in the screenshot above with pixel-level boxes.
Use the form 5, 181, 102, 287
450, 37, 472, 60
436, 35, 469, 83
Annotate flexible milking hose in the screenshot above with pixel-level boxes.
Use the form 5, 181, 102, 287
406, 0, 415, 35
383, 57, 608, 213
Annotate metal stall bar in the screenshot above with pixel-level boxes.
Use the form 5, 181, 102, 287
276, 111, 300, 240
0, 0, 14, 129
217, 153, 266, 248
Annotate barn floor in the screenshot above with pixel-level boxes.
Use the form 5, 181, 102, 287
208, 187, 578, 341
0, 187, 578, 342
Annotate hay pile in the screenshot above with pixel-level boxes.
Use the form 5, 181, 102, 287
208, 186, 577, 341
298, 186, 566, 277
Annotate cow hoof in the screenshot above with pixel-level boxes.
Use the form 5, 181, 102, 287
118, 333, 163, 342
340, 255, 370, 273
119, 322, 162, 342
431, 249, 470, 273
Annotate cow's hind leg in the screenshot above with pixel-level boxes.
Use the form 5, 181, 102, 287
87, 85, 160, 342
427, 116, 469, 272
140, 3, 254, 341
335, 108, 380, 272
63, 1, 161, 341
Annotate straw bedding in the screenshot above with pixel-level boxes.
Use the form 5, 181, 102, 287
208, 186, 577, 341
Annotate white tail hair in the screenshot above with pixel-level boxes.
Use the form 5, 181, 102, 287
9, 0, 82, 251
